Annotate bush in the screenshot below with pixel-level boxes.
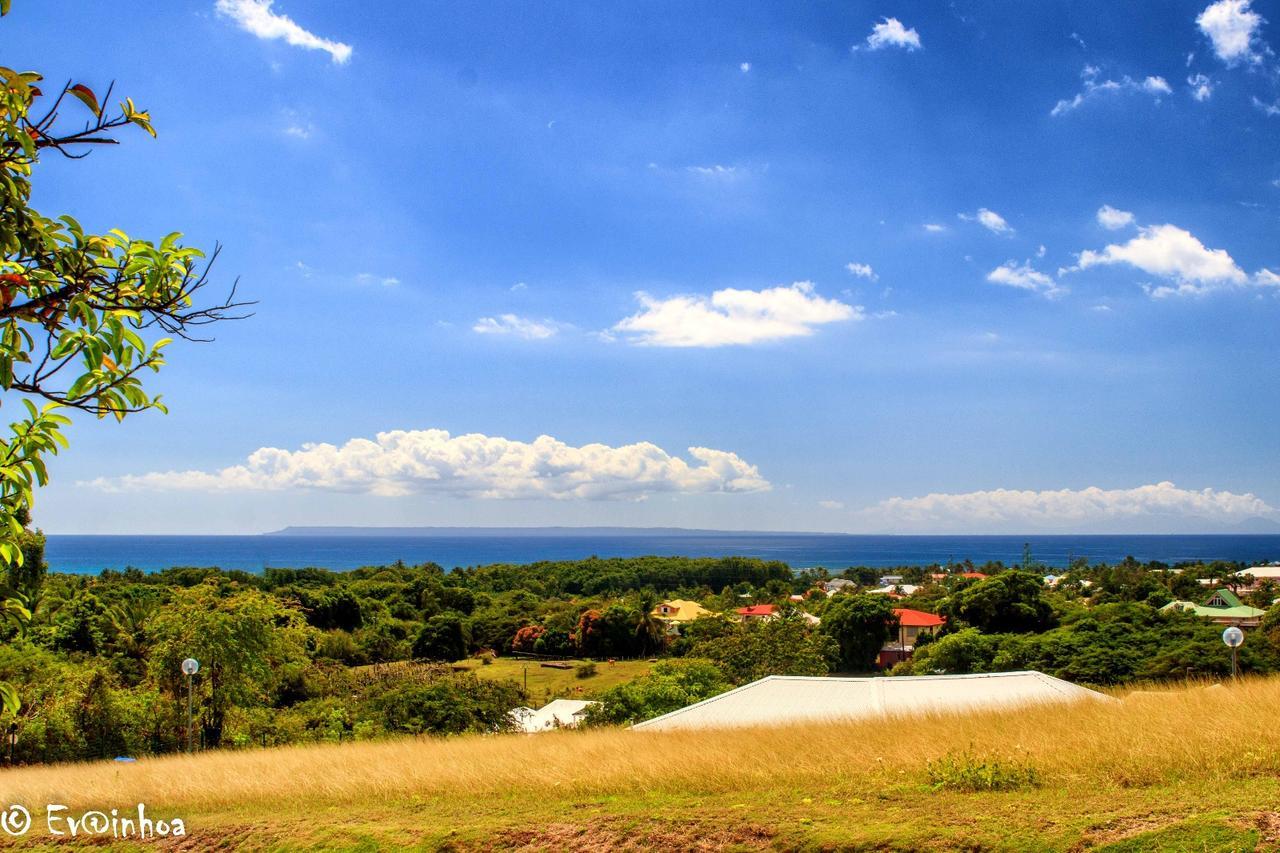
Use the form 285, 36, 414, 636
575, 662, 597, 679
926, 751, 1039, 792
583, 659, 729, 726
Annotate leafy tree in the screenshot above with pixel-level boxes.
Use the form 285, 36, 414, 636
412, 612, 469, 662
366, 670, 522, 735
821, 594, 897, 671
148, 583, 307, 748
0, 6, 244, 713
583, 659, 730, 726
693, 617, 835, 684
939, 571, 1054, 634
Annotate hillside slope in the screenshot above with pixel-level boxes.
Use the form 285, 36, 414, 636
3, 677, 1280, 850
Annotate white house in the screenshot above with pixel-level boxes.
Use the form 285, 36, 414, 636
510, 699, 598, 733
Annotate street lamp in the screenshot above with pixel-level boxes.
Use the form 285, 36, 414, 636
181, 658, 199, 752
1222, 626, 1244, 678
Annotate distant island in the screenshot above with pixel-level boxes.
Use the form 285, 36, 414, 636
264, 526, 828, 538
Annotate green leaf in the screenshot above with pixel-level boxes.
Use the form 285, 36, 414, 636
68, 83, 101, 117
0, 681, 20, 716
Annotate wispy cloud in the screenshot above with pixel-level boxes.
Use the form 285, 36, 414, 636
1187, 73, 1215, 101
1051, 66, 1172, 116
987, 260, 1065, 298
1096, 204, 1136, 230
84, 429, 771, 501
861, 17, 922, 51
215, 0, 353, 64
472, 314, 560, 340
923, 223, 947, 233
613, 282, 861, 347
845, 262, 877, 280
959, 208, 1014, 235
355, 273, 399, 287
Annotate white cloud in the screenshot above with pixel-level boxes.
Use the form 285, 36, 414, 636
472, 314, 560, 340
986, 261, 1064, 298
215, 0, 352, 64
1068, 223, 1248, 296
509, 281, 528, 292
863, 18, 922, 51
1051, 67, 1174, 116
923, 223, 947, 233
1096, 204, 1136, 230
1255, 268, 1280, 287
84, 430, 771, 501
612, 282, 861, 347
739, 62, 752, 73
355, 273, 399, 287
1036, 245, 1047, 258
960, 208, 1014, 235
1187, 73, 1214, 101
1196, 0, 1267, 66
686, 164, 739, 179
845, 262, 877, 280
819, 500, 845, 510
859, 482, 1278, 532
1254, 96, 1280, 116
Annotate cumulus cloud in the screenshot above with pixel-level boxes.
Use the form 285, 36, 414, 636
739, 62, 752, 73
960, 208, 1014, 235
1096, 205, 1136, 230
612, 282, 861, 347
472, 314, 560, 340
215, 0, 352, 63
1051, 66, 1173, 116
1066, 223, 1249, 296
1196, 0, 1267, 66
83, 430, 771, 501
923, 223, 947, 233
986, 261, 1065, 298
845, 262, 877, 280
859, 482, 1279, 532
863, 17, 922, 51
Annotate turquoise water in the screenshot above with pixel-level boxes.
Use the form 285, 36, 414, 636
42, 533, 1280, 573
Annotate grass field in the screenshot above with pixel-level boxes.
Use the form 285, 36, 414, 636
4, 676, 1280, 851
450, 656, 653, 704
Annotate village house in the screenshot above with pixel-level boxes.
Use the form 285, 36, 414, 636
878, 608, 946, 668
1160, 588, 1265, 628
736, 603, 779, 622
510, 699, 598, 733
1235, 565, 1280, 591
821, 578, 857, 596
651, 599, 711, 624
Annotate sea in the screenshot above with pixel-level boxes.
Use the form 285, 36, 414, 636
41, 532, 1280, 574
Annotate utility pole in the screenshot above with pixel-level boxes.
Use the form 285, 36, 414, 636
181, 658, 199, 752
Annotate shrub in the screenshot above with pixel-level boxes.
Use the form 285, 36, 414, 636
575, 662, 597, 679
926, 751, 1039, 792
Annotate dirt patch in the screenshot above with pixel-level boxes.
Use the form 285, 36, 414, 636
477, 816, 776, 852
1254, 812, 1280, 850
1071, 812, 1174, 848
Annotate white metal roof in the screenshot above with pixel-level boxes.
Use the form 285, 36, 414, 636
1239, 566, 1280, 579
631, 671, 1107, 731
511, 699, 597, 733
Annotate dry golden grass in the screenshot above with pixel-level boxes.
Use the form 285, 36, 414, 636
3, 676, 1280, 850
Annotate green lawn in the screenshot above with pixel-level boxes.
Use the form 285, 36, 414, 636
450, 656, 652, 703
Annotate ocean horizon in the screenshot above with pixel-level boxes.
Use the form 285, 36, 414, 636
41, 532, 1280, 574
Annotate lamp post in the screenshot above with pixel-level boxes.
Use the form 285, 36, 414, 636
1222, 626, 1244, 678
6, 722, 15, 764
181, 658, 199, 752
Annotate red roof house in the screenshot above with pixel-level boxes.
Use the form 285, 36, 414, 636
879, 608, 947, 669
736, 604, 779, 621
961, 572, 988, 580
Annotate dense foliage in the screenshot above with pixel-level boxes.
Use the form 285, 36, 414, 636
0, 3, 242, 713
4, 550, 1280, 765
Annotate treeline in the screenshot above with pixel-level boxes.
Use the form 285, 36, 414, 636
4, 548, 1280, 764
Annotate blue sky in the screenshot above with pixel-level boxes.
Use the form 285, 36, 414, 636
7, 0, 1280, 534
